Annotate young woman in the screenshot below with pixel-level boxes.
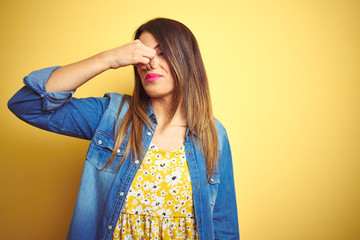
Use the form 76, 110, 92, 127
8, 18, 239, 240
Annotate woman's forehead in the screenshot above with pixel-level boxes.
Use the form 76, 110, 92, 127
139, 31, 159, 49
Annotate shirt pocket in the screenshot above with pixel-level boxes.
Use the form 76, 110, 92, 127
207, 171, 221, 208
86, 130, 127, 173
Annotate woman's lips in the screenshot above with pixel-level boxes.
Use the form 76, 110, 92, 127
145, 73, 162, 82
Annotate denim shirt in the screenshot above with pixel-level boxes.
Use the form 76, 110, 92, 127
8, 66, 239, 240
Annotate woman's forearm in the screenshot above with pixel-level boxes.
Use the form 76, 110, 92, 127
45, 52, 110, 92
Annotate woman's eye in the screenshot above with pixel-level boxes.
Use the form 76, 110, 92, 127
158, 52, 164, 56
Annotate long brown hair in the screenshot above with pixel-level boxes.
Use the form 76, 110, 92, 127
103, 18, 218, 180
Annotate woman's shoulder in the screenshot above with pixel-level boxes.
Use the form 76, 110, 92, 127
103, 92, 131, 114
214, 118, 227, 136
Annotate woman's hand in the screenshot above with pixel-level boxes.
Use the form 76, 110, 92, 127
105, 40, 157, 69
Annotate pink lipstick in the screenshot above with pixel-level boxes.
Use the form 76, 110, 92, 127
145, 73, 162, 82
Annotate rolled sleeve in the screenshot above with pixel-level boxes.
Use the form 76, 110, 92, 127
23, 66, 76, 111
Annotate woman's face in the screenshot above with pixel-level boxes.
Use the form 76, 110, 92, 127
137, 31, 175, 101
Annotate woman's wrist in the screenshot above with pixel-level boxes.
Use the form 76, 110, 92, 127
96, 50, 117, 70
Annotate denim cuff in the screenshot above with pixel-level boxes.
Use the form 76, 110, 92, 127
23, 66, 76, 111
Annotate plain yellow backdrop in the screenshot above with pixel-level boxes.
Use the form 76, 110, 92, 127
1, 0, 359, 239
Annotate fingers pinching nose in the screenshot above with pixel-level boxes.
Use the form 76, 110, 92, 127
149, 57, 157, 69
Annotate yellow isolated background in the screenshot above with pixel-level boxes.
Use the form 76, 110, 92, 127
1, 0, 359, 239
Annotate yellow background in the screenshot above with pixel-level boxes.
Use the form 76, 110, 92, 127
1, 0, 359, 239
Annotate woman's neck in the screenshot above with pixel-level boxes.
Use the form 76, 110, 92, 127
150, 97, 187, 128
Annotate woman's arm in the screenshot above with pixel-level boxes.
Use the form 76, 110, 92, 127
213, 125, 240, 239
8, 40, 156, 139
45, 40, 156, 92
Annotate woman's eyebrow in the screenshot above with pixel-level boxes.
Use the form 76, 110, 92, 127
154, 44, 160, 49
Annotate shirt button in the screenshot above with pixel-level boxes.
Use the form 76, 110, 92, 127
97, 140, 102, 145
195, 184, 199, 188
117, 149, 120, 154
120, 192, 125, 196
199, 219, 202, 223
188, 151, 193, 155
147, 131, 152, 136
211, 178, 214, 182
134, 160, 140, 165
108, 225, 113, 230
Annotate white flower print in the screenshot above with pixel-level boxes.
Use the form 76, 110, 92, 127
156, 208, 172, 217
138, 228, 145, 236
150, 165, 156, 171
151, 196, 165, 208
150, 194, 156, 201
155, 158, 170, 169
155, 173, 164, 183
127, 188, 134, 196
155, 153, 162, 159
144, 205, 152, 213
143, 181, 153, 191
150, 182, 161, 193
150, 143, 158, 151
173, 204, 181, 212
169, 186, 180, 195
135, 182, 142, 189
133, 205, 143, 215
144, 157, 152, 164
134, 189, 143, 199
165, 169, 183, 186
140, 197, 150, 205
132, 199, 138, 206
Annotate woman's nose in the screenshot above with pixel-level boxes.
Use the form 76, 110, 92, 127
148, 56, 159, 69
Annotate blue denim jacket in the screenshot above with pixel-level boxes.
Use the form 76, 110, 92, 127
8, 66, 239, 240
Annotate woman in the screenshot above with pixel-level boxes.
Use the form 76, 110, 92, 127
8, 18, 239, 240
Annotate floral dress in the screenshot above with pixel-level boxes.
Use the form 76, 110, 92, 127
112, 143, 199, 240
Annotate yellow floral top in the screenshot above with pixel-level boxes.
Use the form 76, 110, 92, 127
112, 143, 199, 240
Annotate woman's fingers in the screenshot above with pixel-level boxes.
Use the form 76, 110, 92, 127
140, 44, 157, 59
106, 40, 157, 69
